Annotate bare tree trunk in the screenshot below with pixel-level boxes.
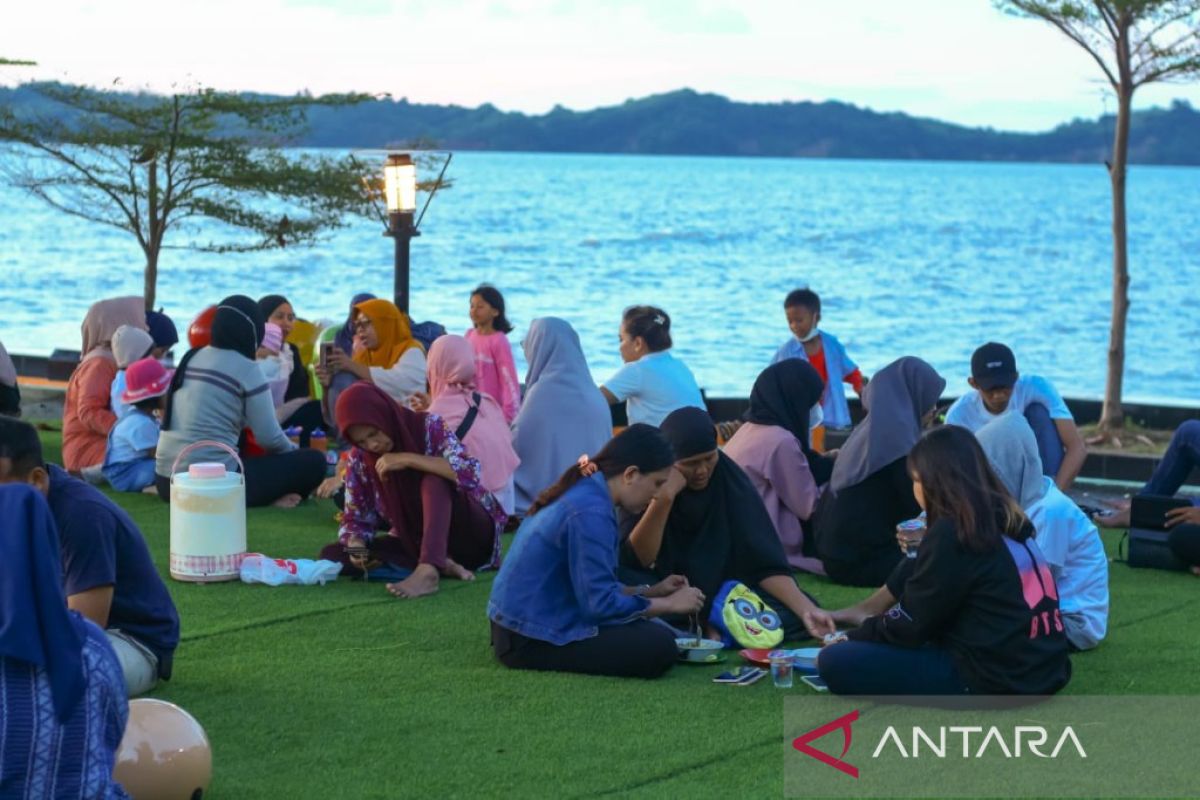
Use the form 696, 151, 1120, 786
143, 157, 159, 311
1099, 82, 1133, 432
143, 248, 158, 311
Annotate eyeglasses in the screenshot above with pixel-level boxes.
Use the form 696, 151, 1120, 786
354, 318, 374, 332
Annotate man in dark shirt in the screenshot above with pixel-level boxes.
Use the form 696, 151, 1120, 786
0, 417, 179, 695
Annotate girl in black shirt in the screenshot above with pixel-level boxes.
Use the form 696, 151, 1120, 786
816, 425, 1071, 696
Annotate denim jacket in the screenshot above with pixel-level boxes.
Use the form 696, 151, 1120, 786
488, 473, 650, 645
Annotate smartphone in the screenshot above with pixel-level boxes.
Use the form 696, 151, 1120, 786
319, 341, 334, 368
735, 668, 767, 686
713, 667, 754, 684
801, 675, 830, 693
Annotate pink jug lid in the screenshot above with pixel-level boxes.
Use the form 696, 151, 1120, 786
189, 462, 227, 479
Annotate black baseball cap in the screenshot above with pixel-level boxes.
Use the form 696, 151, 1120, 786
970, 342, 1018, 390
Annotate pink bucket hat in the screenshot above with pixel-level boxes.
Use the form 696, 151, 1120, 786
122, 357, 174, 404
261, 322, 284, 354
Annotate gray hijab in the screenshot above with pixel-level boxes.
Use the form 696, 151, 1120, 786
830, 356, 946, 493
512, 317, 612, 514
976, 412, 1049, 509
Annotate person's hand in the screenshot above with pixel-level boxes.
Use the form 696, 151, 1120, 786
375, 452, 414, 478
408, 391, 431, 412
315, 475, 343, 499
654, 466, 687, 503
802, 607, 838, 640
663, 586, 705, 615
829, 606, 870, 629
896, 527, 925, 554
647, 574, 689, 598
824, 448, 840, 460
255, 346, 272, 359
325, 347, 352, 373
314, 364, 333, 388
1165, 506, 1200, 528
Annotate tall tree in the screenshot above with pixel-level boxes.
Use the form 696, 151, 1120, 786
0, 83, 379, 310
998, 1, 1200, 438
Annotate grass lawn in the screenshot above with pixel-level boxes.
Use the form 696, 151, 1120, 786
34, 429, 1200, 799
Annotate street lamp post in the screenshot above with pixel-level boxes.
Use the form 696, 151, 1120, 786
383, 153, 419, 314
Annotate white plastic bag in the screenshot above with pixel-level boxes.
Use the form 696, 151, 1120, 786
240, 553, 342, 586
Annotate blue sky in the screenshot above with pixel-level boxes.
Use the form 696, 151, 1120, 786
3, 0, 1198, 131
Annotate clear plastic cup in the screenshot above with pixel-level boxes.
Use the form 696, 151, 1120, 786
769, 652, 794, 689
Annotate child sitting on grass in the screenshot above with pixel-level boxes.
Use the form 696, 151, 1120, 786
771, 288, 863, 431
103, 357, 171, 493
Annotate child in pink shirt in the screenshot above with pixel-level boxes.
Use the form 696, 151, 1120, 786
465, 285, 521, 424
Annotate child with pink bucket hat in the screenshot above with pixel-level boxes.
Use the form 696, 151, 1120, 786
101, 357, 173, 492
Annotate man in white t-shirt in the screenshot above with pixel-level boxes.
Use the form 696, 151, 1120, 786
944, 342, 1086, 491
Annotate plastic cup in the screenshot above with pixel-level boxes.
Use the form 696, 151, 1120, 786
897, 518, 926, 559
769, 652, 794, 689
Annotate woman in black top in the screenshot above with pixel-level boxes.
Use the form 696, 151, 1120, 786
814, 356, 945, 586
258, 294, 325, 446
620, 407, 831, 640
816, 425, 1071, 696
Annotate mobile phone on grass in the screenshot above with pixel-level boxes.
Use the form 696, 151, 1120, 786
735, 668, 767, 686
801, 675, 829, 692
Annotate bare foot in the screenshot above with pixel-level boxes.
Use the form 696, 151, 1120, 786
386, 563, 440, 598
1191, 566, 1200, 578
141, 485, 159, 495
1094, 507, 1130, 528
441, 558, 475, 582
271, 493, 303, 509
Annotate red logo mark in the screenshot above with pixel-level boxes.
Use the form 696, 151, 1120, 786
792, 710, 860, 779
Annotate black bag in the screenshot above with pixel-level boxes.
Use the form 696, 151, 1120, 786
1119, 527, 1189, 571
1118, 495, 1191, 571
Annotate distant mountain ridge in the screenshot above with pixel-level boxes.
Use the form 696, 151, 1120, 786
3, 84, 1199, 165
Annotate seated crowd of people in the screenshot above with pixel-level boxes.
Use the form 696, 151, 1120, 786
2, 282, 1198, 791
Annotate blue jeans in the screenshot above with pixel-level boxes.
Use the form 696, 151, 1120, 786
818, 640, 970, 695
1142, 420, 1200, 499
103, 457, 157, 492
1025, 403, 1064, 478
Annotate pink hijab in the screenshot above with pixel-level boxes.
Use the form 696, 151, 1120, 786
427, 335, 520, 495
80, 296, 147, 363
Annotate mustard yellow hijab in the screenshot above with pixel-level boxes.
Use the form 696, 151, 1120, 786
352, 299, 423, 369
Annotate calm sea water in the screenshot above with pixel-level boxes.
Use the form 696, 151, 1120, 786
1, 151, 1197, 403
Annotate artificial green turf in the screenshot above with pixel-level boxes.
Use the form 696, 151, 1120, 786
33, 429, 1200, 798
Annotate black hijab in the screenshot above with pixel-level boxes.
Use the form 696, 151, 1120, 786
257, 294, 289, 323
163, 295, 263, 430
213, 295, 265, 360
744, 360, 835, 485
622, 407, 791, 605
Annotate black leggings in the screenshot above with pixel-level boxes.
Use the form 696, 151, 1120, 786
156, 448, 327, 507
1170, 525, 1200, 566
491, 620, 678, 679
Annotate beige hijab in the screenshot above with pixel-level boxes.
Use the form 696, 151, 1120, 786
80, 297, 146, 363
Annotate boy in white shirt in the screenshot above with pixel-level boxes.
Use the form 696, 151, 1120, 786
944, 342, 1086, 491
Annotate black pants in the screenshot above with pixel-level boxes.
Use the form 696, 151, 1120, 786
1170, 524, 1200, 566
282, 400, 325, 447
822, 549, 904, 588
491, 620, 677, 679
156, 448, 326, 507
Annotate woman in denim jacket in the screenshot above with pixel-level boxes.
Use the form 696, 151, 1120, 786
488, 424, 705, 678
